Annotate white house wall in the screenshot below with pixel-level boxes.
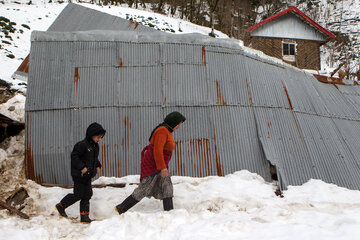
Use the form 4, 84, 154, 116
251, 14, 328, 41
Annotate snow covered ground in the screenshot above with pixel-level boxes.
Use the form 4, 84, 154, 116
1, 1, 360, 239
1, 168, 360, 239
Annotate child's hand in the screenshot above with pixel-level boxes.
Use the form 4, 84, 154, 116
81, 167, 88, 175
96, 167, 100, 174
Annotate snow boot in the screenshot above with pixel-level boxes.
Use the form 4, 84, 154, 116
80, 213, 93, 224
115, 195, 139, 215
163, 197, 173, 211
55, 203, 68, 218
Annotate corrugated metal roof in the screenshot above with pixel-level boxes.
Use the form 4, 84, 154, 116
26, 29, 360, 191
48, 3, 155, 32
13, 3, 157, 80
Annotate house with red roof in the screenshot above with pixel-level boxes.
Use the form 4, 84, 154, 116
247, 6, 335, 70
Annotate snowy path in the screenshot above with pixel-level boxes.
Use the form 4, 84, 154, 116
1, 171, 360, 240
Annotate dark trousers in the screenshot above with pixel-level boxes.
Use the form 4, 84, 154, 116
60, 180, 93, 213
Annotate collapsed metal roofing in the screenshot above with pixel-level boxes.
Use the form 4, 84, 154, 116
25, 29, 360, 190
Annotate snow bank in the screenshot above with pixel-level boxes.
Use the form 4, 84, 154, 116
1, 171, 360, 240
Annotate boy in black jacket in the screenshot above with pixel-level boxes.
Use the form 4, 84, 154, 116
55, 122, 106, 223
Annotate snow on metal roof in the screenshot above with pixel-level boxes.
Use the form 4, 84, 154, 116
25, 30, 360, 191
12, 3, 156, 81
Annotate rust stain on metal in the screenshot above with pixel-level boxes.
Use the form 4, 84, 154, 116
101, 144, 106, 176
16, 54, 30, 73
197, 139, 203, 177
174, 141, 184, 176
313, 74, 345, 85
34, 174, 43, 184
163, 96, 167, 105
281, 80, 293, 110
122, 117, 131, 176
187, 139, 195, 176
129, 20, 139, 30
281, 80, 311, 163
193, 138, 212, 177
267, 121, 272, 138
245, 78, 253, 107
114, 144, 119, 177
205, 138, 212, 175
172, 138, 214, 177
213, 128, 223, 177
25, 113, 35, 181
105, 144, 109, 177
119, 57, 124, 67
174, 141, 181, 176
74, 67, 80, 95
202, 46, 206, 65
215, 79, 227, 106
190, 139, 200, 177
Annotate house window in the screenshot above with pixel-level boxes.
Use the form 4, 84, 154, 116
282, 42, 296, 62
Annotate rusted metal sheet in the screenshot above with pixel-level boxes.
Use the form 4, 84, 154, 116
16, 54, 30, 73
313, 74, 344, 85
25, 110, 73, 184
245, 56, 291, 109
24, 113, 35, 181
26, 41, 74, 111
304, 74, 360, 120
206, 50, 250, 107
26, 29, 360, 191
164, 64, 207, 106
282, 68, 329, 116
253, 108, 316, 190
295, 114, 360, 189
13, 3, 157, 81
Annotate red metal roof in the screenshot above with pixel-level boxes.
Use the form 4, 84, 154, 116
248, 6, 335, 39
313, 74, 344, 85
15, 54, 30, 74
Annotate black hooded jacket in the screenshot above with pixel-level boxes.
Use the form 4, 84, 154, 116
71, 122, 106, 181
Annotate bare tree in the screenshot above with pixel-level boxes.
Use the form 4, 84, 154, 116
206, 0, 221, 37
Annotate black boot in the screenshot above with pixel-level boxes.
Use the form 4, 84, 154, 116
115, 195, 139, 215
55, 203, 68, 218
163, 197, 173, 211
80, 213, 93, 223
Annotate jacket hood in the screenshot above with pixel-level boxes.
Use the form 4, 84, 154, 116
86, 122, 106, 140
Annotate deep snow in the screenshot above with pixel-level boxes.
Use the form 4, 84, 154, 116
1, 166, 360, 239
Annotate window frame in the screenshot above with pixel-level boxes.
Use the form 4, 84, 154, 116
282, 42, 296, 56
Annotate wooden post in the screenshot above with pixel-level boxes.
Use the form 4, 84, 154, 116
0, 200, 30, 219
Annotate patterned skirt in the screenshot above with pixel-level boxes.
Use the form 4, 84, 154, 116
131, 174, 173, 201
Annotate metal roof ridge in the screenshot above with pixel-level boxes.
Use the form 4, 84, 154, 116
248, 6, 335, 39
